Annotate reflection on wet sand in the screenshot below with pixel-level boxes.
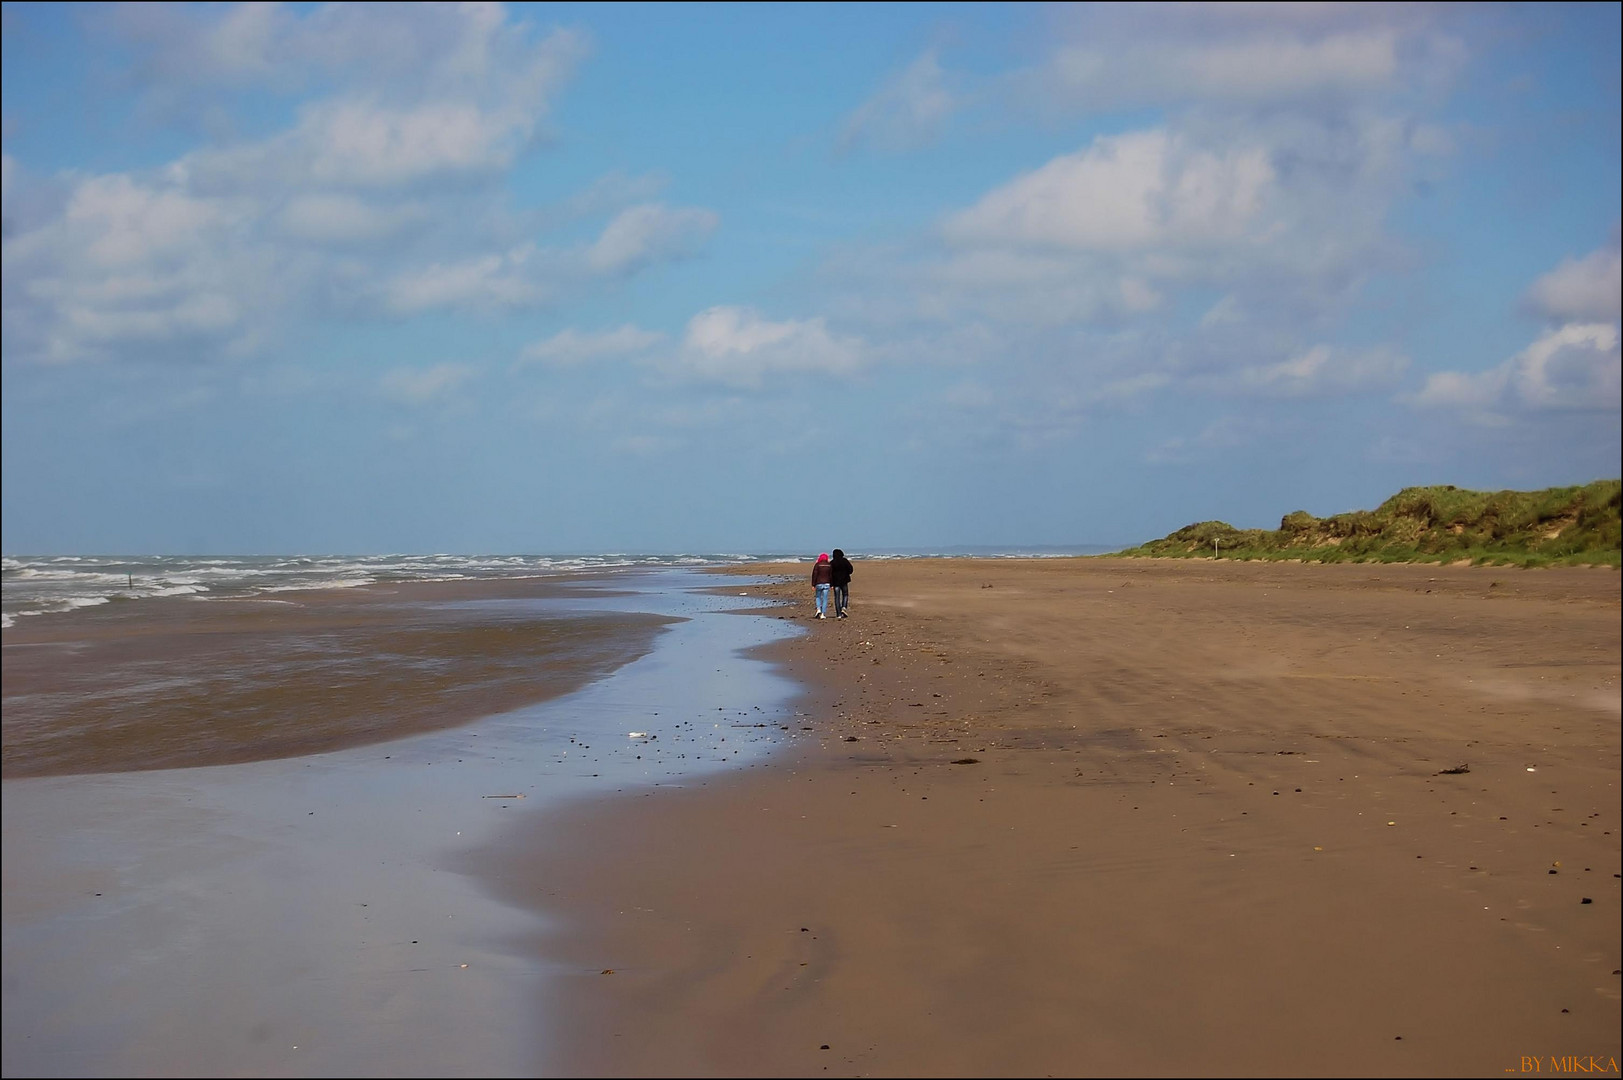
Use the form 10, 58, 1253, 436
2, 569, 799, 1078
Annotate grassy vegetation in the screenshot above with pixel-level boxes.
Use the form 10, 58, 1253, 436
1121, 480, 1621, 568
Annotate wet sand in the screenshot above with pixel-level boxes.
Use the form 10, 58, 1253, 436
482, 558, 1622, 1077
2, 576, 671, 777
2, 570, 800, 1077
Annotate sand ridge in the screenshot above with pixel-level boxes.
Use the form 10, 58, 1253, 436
1, 575, 673, 777
480, 557, 1621, 1077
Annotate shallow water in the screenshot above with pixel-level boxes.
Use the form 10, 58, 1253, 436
1, 569, 800, 1077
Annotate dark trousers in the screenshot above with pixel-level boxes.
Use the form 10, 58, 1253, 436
832, 585, 849, 616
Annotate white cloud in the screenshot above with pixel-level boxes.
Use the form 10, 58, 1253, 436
944, 130, 1275, 252
114, 5, 585, 198
519, 325, 664, 367
113, 3, 586, 129
299, 100, 527, 186
835, 105, 1437, 344
1, 170, 281, 362
585, 203, 719, 275
1198, 294, 1245, 327
675, 306, 865, 386
1230, 344, 1408, 397
2, 159, 711, 362
64, 174, 233, 267
1408, 368, 1500, 413
904, 3, 1471, 385
383, 246, 550, 313
1523, 244, 1622, 324
1046, 30, 1404, 106
381, 362, 477, 404
110, 1, 296, 95
278, 193, 424, 243
1, 5, 606, 364
801, 68, 1454, 444
1027, 6, 1465, 110
182, 97, 540, 193
839, 50, 955, 152
181, 0, 290, 86
1408, 323, 1621, 415
561, 170, 670, 219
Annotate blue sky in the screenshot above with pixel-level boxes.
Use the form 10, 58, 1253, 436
3, 2, 1619, 555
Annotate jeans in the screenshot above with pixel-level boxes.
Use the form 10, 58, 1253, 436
832, 584, 848, 616
815, 583, 830, 616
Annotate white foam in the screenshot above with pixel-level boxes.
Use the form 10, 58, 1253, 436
260, 576, 376, 593
11, 568, 129, 583
148, 584, 208, 598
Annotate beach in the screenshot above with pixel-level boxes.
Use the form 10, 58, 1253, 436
4, 557, 1619, 1077
6, 4, 1619, 1076
480, 558, 1622, 1077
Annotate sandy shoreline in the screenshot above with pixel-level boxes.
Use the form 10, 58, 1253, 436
477, 557, 1621, 1077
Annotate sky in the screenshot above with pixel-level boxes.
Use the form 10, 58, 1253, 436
2, 2, 1619, 555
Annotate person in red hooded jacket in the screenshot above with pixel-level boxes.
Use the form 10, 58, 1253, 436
810, 553, 833, 619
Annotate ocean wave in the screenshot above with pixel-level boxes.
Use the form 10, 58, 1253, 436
3, 597, 114, 625
259, 576, 377, 593
7, 568, 132, 583
148, 584, 210, 598
1, 552, 785, 628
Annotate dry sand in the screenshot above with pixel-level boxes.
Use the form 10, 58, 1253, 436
476, 558, 1622, 1077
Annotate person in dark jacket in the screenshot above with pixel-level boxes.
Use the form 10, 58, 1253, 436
829, 549, 854, 619
811, 552, 833, 619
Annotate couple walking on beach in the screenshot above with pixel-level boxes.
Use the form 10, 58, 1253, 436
811, 550, 853, 620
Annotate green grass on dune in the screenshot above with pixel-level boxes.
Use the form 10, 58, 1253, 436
1121, 480, 1622, 568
